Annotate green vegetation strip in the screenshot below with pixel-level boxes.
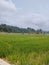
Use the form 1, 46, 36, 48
0, 33, 49, 65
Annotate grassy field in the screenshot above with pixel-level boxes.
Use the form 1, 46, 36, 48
0, 33, 49, 65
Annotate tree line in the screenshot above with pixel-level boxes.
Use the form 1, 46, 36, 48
0, 24, 48, 34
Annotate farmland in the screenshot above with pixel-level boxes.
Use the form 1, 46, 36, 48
0, 33, 49, 65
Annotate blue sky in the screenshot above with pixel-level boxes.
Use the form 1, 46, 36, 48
0, 0, 49, 31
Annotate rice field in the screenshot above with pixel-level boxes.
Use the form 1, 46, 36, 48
0, 33, 49, 65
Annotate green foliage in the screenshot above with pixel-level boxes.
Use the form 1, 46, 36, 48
0, 24, 35, 33
0, 33, 49, 65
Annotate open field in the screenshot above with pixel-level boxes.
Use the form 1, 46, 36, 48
0, 33, 49, 65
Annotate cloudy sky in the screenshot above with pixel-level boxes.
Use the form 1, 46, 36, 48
0, 0, 49, 31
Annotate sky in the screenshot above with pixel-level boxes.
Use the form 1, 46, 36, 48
0, 0, 49, 31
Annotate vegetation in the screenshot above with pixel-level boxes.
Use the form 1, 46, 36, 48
0, 24, 49, 34
0, 33, 49, 65
0, 24, 35, 33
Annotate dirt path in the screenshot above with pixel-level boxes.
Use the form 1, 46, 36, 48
0, 59, 11, 65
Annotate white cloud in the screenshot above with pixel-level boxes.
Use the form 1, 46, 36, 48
14, 12, 49, 30
0, 0, 16, 11
0, 0, 49, 31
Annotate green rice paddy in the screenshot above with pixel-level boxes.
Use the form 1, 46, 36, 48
0, 33, 49, 65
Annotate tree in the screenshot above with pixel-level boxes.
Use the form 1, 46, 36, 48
36, 29, 43, 34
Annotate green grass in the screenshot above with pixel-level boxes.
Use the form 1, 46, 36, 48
0, 33, 49, 65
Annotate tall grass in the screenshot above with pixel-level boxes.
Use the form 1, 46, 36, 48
0, 33, 49, 65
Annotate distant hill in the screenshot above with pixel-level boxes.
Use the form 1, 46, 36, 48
0, 24, 35, 33
0, 24, 49, 34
